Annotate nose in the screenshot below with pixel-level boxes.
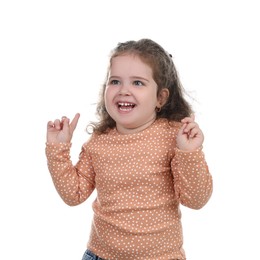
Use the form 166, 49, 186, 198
118, 84, 131, 95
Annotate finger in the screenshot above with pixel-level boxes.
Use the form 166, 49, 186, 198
181, 114, 195, 124
178, 123, 187, 136
183, 122, 198, 133
61, 117, 70, 132
47, 121, 54, 129
189, 126, 200, 138
70, 113, 80, 132
54, 119, 61, 130
191, 113, 195, 121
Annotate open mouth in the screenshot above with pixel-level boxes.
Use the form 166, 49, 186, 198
117, 102, 136, 111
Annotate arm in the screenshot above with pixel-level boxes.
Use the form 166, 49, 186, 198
172, 115, 213, 209
45, 113, 95, 206
172, 147, 212, 209
46, 142, 95, 206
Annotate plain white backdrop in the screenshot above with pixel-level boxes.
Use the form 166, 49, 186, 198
1, 0, 259, 259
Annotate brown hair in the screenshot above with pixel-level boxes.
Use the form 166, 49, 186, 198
89, 39, 192, 134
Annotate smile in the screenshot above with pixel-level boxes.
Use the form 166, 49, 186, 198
117, 102, 136, 111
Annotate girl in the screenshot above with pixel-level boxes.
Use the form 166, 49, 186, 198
46, 39, 213, 260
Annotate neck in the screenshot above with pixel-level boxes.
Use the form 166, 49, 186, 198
116, 117, 156, 135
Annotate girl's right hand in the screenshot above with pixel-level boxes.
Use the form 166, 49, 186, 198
46, 113, 80, 143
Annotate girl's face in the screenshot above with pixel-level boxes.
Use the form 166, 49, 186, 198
105, 54, 163, 134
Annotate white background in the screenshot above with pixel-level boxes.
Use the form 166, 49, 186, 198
1, 0, 259, 259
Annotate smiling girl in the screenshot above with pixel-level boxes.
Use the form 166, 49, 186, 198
46, 39, 213, 260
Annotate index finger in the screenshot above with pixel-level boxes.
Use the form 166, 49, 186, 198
181, 113, 195, 123
70, 113, 80, 132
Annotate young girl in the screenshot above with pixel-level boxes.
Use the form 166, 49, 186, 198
46, 39, 213, 260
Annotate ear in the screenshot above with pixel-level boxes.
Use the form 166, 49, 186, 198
157, 88, 169, 108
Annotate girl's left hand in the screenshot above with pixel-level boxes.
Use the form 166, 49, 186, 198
176, 114, 204, 152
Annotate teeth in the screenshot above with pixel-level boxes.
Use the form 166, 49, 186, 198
117, 102, 135, 111
120, 107, 132, 111
118, 102, 133, 106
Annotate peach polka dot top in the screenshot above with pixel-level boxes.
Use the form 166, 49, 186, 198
46, 119, 213, 260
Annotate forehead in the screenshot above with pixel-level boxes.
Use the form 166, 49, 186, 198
110, 54, 153, 75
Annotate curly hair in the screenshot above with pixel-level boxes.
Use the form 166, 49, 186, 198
89, 39, 192, 134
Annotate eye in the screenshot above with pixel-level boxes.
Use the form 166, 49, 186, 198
110, 79, 120, 85
133, 80, 144, 86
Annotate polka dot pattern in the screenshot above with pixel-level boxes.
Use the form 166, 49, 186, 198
46, 119, 213, 260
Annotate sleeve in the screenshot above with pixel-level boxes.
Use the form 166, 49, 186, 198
171, 147, 213, 209
45, 142, 95, 206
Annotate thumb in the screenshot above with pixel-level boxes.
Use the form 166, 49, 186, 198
178, 123, 187, 136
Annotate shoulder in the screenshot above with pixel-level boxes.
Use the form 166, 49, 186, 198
154, 118, 182, 133
82, 132, 99, 149
82, 128, 116, 149
147, 119, 182, 145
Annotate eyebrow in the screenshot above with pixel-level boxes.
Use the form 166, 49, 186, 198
109, 75, 150, 82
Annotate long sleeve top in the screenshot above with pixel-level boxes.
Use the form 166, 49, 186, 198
46, 119, 213, 260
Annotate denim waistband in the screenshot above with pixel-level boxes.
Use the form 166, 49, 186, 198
83, 249, 104, 260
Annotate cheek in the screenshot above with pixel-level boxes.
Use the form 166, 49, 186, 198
104, 86, 115, 109
105, 85, 115, 96
104, 86, 111, 101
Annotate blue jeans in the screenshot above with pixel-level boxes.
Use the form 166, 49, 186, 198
81, 249, 105, 260
82, 249, 181, 260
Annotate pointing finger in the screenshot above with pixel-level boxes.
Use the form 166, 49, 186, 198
191, 113, 195, 121
181, 114, 195, 124
70, 113, 80, 132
